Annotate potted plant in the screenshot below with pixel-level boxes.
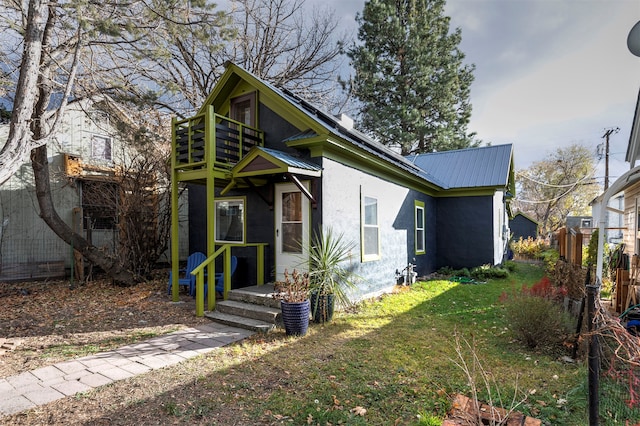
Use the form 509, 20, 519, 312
273, 269, 310, 336
307, 227, 359, 323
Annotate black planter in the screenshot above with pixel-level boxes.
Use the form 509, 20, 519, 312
280, 300, 310, 336
310, 291, 335, 323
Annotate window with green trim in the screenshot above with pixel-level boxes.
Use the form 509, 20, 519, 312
415, 200, 425, 254
362, 195, 380, 261
215, 198, 245, 243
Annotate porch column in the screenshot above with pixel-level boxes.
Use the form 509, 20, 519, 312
170, 116, 180, 302
205, 105, 217, 313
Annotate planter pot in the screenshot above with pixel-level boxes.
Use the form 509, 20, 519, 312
280, 299, 310, 336
310, 291, 335, 323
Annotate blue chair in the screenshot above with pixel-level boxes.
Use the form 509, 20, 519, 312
215, 255, 238, 294
190, 255, 238, 298
167, 252, 206, 295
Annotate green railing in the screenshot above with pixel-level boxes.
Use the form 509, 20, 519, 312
172, 106, 264, 171
190, 243, 268, 316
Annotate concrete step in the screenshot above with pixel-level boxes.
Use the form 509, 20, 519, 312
227, 285, 281, 309
204, 311, 276, 333
215, 299, 281, 324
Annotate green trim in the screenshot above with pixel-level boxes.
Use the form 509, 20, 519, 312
288, 136, 442, 196
198, 63, 325, 135
361, 191, 381, 263
414, 200, 426, 255
231, 146, 321, 179
170, 116, 180, 302
214, 196, 247, 245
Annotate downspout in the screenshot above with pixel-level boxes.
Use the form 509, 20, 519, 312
596, 166, 640, 284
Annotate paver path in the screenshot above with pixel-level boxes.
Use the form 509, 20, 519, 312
0, 323, 254, 417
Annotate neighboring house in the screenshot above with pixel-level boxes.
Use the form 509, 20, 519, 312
510, 212, 539, 240
170, 62, 515, 302
594, 89, 640, 281
0, 99, 187, 281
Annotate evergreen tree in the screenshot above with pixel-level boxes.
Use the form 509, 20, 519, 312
347, 0, 478, 155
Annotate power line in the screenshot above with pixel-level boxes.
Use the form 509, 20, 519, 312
515, 157, 601, 189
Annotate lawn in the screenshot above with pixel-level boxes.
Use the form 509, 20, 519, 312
3, 263, 598, 425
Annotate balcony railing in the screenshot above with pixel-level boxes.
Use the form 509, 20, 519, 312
172, 105, 264, 171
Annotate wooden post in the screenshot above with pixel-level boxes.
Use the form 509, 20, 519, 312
170, 117, 180, 302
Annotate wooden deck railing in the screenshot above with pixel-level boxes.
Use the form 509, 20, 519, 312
172, 105, 264, 172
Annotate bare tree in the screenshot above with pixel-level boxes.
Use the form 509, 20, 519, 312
1, 0, 228, 283
512, 144, 601, 235
0, 0, 346, 284
114, 0, 347, 117
228, 0, 346, 106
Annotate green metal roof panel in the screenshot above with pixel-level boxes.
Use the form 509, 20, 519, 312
407, 144, 513, 189
256, 147, 322, 172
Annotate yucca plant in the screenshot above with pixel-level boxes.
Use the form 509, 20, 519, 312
307, 227, 359, 322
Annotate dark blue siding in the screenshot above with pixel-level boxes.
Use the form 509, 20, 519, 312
436, 196, 494, 269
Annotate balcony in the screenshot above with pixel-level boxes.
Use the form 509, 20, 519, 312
172, 106, 264, 178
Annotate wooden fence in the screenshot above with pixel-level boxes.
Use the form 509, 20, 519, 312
556, 227, 583, 266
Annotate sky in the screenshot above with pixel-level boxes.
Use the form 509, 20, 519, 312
323, 0, 640, 186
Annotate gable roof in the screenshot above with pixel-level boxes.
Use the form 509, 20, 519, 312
199, 62, 446, 190
232, 146, 322, 179
511, 211, 539, 225
200, 62, 514, 195
407, 144, 515, 191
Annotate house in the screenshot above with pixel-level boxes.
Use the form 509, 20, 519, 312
170, 62, 515, 312
594, 89, 640, 282
509, 212, 539, 240
0, 98, 187, 281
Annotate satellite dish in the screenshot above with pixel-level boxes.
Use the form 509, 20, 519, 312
628, 20, 640, 57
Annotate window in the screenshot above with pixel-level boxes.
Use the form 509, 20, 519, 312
230, 93, 256, 127
81, 180, 118, 230
215, 198, 245, 243
91, 135, 112, 161
281, 191, 303, 253
415, 200, 425, 254
362, 195, 380, 261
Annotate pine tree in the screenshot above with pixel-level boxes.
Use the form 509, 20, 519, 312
348, 0, 478, 155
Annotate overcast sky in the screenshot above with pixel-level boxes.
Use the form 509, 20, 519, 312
324, 0, 640, 184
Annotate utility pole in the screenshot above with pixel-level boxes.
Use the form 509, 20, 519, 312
602, 127, 620, 191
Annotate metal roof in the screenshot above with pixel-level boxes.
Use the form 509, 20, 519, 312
407, 144, 513, 189
218, 63, 511, 192
255, 146, 322, 172
275, 88, 447, 188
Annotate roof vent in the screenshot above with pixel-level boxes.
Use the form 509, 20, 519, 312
337, 113, 354, 131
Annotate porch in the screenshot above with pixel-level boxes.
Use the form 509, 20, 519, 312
169, 105, 321, 316
170, 105, 269, 315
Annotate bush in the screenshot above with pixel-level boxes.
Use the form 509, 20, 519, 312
510, 237, 546, 259
501, 277, 574, 350
540, 248, 560, 274
470, 264, 509, 280
502, 260, 518, 272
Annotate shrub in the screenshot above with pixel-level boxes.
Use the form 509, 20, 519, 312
470, 264, 509, 281
540, 248, 560, 274
502, 277, 574, 350
510, 237, 546, 259
502, 260, 518, 272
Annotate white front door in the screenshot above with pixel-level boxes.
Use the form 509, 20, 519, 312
275, 182, 310, 281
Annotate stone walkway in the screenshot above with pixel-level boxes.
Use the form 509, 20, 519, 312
0, 323, 254, 417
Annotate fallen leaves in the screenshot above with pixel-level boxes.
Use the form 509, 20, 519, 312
350, 406, 366, 416
0, 275, 209, 377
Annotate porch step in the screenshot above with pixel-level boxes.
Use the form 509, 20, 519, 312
205, 311, 276, 333
215, 299, 281, 323
226, 285, 281, 309
205, 285, 282, 333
